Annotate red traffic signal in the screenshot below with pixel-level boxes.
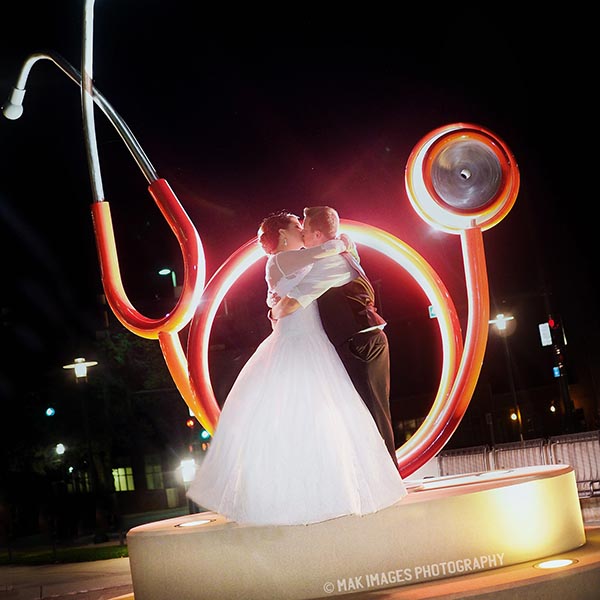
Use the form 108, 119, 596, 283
186, 418, 195, 429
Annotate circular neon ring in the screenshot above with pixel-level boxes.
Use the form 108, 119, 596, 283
405, 123, 520, 234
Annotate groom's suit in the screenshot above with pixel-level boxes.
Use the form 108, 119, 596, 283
315, 253, 398, 468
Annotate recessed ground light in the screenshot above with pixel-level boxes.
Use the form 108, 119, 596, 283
534, 558, 577, 569
176, 518, 215, 528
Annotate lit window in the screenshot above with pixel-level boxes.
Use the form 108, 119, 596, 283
113, 466, 135, 492
145, 458, 164, 490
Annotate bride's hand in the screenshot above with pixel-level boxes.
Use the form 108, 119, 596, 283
267, 290, 281, 308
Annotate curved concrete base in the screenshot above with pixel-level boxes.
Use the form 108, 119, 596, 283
126, 465, 585, 599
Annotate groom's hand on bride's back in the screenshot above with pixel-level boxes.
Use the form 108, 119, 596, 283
340, 233, 360, 263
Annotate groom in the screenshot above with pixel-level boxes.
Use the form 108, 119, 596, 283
271, 206, 398, 470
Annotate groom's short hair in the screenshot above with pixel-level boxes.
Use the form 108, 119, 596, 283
303, 206, 339, 239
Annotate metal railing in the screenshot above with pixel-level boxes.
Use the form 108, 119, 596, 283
436, 431, 600, 498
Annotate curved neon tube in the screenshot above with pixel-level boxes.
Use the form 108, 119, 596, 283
91, 180, 205, 339
398, 228, 489, 475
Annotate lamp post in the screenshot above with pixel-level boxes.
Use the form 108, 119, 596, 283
179, 458, 198, 514
63, 357, 97, 487
63, 357, 98, 382
62, 357, 108, 542
489, 314, 523, 442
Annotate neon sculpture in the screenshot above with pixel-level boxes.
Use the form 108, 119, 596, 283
2, 0, 519, 477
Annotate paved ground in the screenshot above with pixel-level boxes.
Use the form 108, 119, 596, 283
0, 556, 132, 600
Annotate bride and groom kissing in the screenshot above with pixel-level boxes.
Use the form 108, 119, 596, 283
187, 205, 406, 526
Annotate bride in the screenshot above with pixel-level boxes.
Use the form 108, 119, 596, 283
186, 210, 407, 526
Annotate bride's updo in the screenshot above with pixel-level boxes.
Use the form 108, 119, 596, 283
257, 210, 298, 255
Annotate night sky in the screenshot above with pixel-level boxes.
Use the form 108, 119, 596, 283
1, 2, 596, 408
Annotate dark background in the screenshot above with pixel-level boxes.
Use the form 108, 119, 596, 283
0, 2, 596, 423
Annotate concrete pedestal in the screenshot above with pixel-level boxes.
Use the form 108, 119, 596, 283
127, 465, 585, 599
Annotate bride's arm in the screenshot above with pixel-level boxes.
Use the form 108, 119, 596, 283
266, 235, 354, 318
274, 238, 347, 278
266, 238, 347, 306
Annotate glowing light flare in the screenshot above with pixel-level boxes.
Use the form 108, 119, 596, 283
490, 313, 514, 331
186, 222, 464, 476
90, 178, 205, 339
178, 458, 197, 484
486, 481, 563, 552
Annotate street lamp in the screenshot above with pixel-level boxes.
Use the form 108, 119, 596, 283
62, 358, 97, 484
489, 313, 523, 442
489, 313, 514, 331
179, 458, 197, 486
158, 267, 182, 298
61, 357, 111, 542
63, 357, 98, 382
158, 267, 177, 288
179, 458, 198, 514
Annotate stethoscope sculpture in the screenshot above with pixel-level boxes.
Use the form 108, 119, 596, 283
3, 0, 519, 478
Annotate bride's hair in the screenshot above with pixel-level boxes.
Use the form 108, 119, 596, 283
258, 210, 298, 255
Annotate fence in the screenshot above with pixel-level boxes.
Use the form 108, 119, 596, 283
437, 445, 492, 476
548, 431, 600, 498
436, 430, 600, 499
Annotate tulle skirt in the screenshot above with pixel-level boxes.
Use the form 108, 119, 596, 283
186, 302, 407, 526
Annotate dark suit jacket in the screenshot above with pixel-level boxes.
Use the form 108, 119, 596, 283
316, 272, 386, 347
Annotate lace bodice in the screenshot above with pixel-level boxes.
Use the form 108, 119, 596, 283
267, 260, 312, 300
264, 238, 347, 306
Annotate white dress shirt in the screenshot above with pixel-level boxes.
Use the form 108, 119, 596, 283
286, 253, 358, 308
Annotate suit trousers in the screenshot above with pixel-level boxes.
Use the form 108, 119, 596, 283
336, 328, 398, 469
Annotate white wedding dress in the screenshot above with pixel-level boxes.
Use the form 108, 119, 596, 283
186, 257, 407, 526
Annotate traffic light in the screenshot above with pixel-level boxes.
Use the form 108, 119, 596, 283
186, 418, 195, 429
548, 315, 567, 347
199, 428, 211, 452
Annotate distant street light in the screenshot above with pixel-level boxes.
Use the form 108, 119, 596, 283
489, 313, 514, 331
62, 359, 97, 489
158, 267, 182, 298
179, 458, 197, 486
158, 267, 177, 288
62, 356, 109, 542
179, 458, 198, 514
63, 357, 98, 382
